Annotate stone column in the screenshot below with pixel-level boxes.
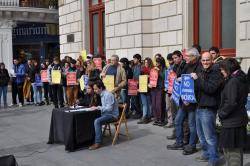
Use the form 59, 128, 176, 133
0, 20, 14, 71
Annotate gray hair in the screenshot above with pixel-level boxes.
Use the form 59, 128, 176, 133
186, 47, 200, 57
111, 54, 119, 61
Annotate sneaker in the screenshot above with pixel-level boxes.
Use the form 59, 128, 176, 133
70, 106, 75, 109
157, 121, 166, 127
167, 142, 183, 150
19, 103, 23, 107
195, 155, 209, 162
8, 103, 16, 107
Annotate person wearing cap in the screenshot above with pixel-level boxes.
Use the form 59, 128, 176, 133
86, 54, 93, 61
100, 54, 126, 99
167, 48, 201, 155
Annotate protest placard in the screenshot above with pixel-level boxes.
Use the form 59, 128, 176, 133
67, 72, 77, 86
93, 58, 102, 71
139, 75, 148, 93
181, 74, 197, 103
41, 70, 48, 82
51, 70, 61, 84
149, 69, 158, 87
128, 79, 138, 96
103, 75, 115, 92
167, 71, 177, 94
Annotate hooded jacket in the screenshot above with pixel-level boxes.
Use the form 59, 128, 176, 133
218, 70, 248, 128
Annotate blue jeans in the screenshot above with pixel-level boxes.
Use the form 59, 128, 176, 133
175, 109, 196, 147
32, 83, 42, 104
140, 93, 151, 118
196, 108, 218, 164
94, 114, 115, 144
0, 86, 8, 106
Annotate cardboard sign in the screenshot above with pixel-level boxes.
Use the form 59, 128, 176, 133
79, 75, 89, 91
139, 75, 148, 93
167, 71, 177, 94
171, 79, 181, 106
41, 70, 48, 82
81, 49, 87, 62
149, 69, 158, 88
128, 79, 138, 96
51, 70, 61, 84
181, 74, 197, 103
103, 75, 115, 92
67, 72, 77, 86
93, 58, 102, 71
35, 74, 43, 87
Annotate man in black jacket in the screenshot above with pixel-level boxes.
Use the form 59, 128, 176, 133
167, 48, 201, 155
191, 52, 223, 165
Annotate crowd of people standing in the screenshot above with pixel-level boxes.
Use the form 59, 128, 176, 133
0, 45, 249, 166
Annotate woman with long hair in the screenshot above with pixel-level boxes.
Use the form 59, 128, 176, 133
218, 58, 248, 166
138, 57, 154, 124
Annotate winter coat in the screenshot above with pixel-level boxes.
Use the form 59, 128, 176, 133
218, 70, 249, 128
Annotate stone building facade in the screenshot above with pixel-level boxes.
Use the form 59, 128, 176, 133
59, 0, 250, 71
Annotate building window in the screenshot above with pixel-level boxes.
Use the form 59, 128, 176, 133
193, 0, 236, 56
89, 0, 105, 57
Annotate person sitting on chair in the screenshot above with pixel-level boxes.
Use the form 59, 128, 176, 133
89, 80, 119, 150
77, 82, 101, 107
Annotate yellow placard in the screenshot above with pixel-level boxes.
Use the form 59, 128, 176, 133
51, 70, 61, 84
139, 75, 148, 93
81, 49, 87, 62
103, 75, 115, 92
79, 75, 84, 91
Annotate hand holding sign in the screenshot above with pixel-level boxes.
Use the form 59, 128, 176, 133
180, 74, 197, 103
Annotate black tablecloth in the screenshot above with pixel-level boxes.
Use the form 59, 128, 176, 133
47, 108, 101, 152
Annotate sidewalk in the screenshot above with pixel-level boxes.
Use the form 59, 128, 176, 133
0, 93, 250, 166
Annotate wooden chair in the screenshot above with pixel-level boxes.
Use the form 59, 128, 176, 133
102, 103, 130, 145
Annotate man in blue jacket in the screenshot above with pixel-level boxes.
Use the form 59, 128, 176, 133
89, 80, 119, 150
10, 58, 26, 107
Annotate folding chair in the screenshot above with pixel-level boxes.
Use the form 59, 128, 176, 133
102, 103, 130, 145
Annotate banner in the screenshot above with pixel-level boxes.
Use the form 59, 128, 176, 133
79, 75, 89, 91
51, 70, 61, 84
171, 79, 181, 106
103, 75, 115, 92
35, 74, 42, 87
167, 71, 177, 94
128, 79, 138, 96
41, 70, 48, 82
149, 69, 158, 88
93, 58, 102, 71
139, 75, 148, 93
66, 72, 77, 86
180, 74, 197, 103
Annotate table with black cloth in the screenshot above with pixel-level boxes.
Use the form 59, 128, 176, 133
47, 108, 101, 152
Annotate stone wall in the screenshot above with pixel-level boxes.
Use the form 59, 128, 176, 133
105, 0, 183, 60
237, 0, 250, 72
59, 0, 83, 59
